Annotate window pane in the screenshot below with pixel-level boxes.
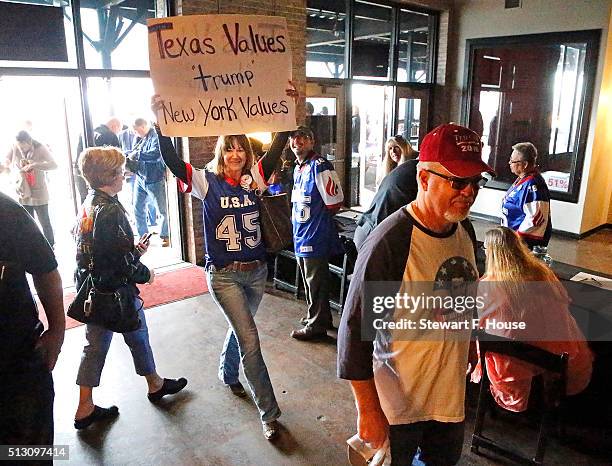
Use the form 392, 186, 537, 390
306, 97, 337, 161
0, 0, 77, 68
81, 0, 159, 70
397, 97, 421, 149
397, 9, 432, 83
352, 1, 392, 81
306, 0, 346, 78
468, 35, 594, 198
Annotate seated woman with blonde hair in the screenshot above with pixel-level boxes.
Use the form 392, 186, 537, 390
375, 134, 417, 187
471, 226, 593, 412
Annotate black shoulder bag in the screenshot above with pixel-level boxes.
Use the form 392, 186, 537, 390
259, 192, 293, 254
68, 206, 142, 333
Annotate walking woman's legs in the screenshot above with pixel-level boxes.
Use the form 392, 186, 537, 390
121, 306, 163, 392
75, 323, 113, 419
207, 265, 280, 422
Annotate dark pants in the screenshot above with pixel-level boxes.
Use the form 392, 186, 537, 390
297, 256, 332, 330
22, 204, 54, 247
0, 366, 54, 466
74, 168, 88, 205
389, 421, 464, 466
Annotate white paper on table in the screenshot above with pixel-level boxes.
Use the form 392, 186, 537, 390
570, 272, 612, 291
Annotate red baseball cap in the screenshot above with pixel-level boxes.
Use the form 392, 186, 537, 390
419, 124, 495, 177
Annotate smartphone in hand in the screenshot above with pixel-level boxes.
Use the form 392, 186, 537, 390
140, 232, 153, 245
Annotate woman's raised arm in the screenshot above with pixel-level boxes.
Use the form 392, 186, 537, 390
151, 95, 188, 183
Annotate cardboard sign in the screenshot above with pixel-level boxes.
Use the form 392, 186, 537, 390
147, 15, 295, 137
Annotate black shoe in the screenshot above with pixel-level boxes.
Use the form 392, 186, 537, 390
148, 377, 188, 402
300, 317, 334, 330
291, 326, 327, 341
262, 420, 280, 441
74, 405, 119, 430
228, 381, 247, 398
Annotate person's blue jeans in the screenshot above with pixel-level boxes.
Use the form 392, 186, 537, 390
133, 176, 168, 238
76, 306, 156, 387
207, 263, 280, 423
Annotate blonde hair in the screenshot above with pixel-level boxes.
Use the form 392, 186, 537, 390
380, 136, 416, 179
207, 134, 255, 177
484, 226, 564, 310
79, 147, 125, 188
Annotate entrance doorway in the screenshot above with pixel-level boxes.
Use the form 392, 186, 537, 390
0, 75, 183, 287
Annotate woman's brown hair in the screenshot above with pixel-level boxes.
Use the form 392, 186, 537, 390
207, 134, 255, 177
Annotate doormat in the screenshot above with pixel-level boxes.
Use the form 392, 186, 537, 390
38, 266, 208, 330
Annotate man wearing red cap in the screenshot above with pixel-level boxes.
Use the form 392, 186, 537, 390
338, 124, 494, 465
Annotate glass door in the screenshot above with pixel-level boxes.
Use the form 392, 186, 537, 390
394, 86, 430, 150
0, 76, 83, 285
351, 83, 393, 208
86, 77, 183, 268
305, 81, 346, 191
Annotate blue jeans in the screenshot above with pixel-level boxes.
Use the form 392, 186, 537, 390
207, 263, 280, 423
76, 306, 156, 387
133, 176, 168, 238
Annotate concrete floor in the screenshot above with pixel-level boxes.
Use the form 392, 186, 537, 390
53, 288, 610, 465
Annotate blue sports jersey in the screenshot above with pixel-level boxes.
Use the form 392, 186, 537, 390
501, 171, 552, 247
291, 152, 344, 258
181, 162, 268, 268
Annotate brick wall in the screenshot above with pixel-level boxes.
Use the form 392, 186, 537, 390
175, 0, 306, 264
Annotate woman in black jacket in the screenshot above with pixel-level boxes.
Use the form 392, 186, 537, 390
72, 146, 187, 430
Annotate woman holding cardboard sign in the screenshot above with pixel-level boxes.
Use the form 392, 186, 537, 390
151, 82, 297, 441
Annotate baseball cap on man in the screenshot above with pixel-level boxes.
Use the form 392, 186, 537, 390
419, 124, 495, 178
291, 126, 314, 140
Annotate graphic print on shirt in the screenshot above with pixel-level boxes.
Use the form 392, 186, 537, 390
432, 256, 479, 322
180, 163, 268, 267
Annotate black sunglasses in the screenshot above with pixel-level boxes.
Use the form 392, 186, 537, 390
425, 169, 487, 190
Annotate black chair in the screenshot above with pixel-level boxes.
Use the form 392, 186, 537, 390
471, 331, 568, 465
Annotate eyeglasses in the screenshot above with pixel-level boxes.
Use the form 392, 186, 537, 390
509, 159, 526, 165
425, 169, 487, 190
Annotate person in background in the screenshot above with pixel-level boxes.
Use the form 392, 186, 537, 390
0, 192, 64, 459
502, 142, 552, 249
73, 147, 187, 430
471, 226, 592, 412
119, 124, 157, 227
351, 105, 361, 153
75, 117, 123, 204
128, 118, 169, 247
338, 123, 493, 465
151, 82, 298, 440
376, 134, 417, 188
353, 150, 419, 250
4, 130, 57, 247
289, 126, 344, 341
